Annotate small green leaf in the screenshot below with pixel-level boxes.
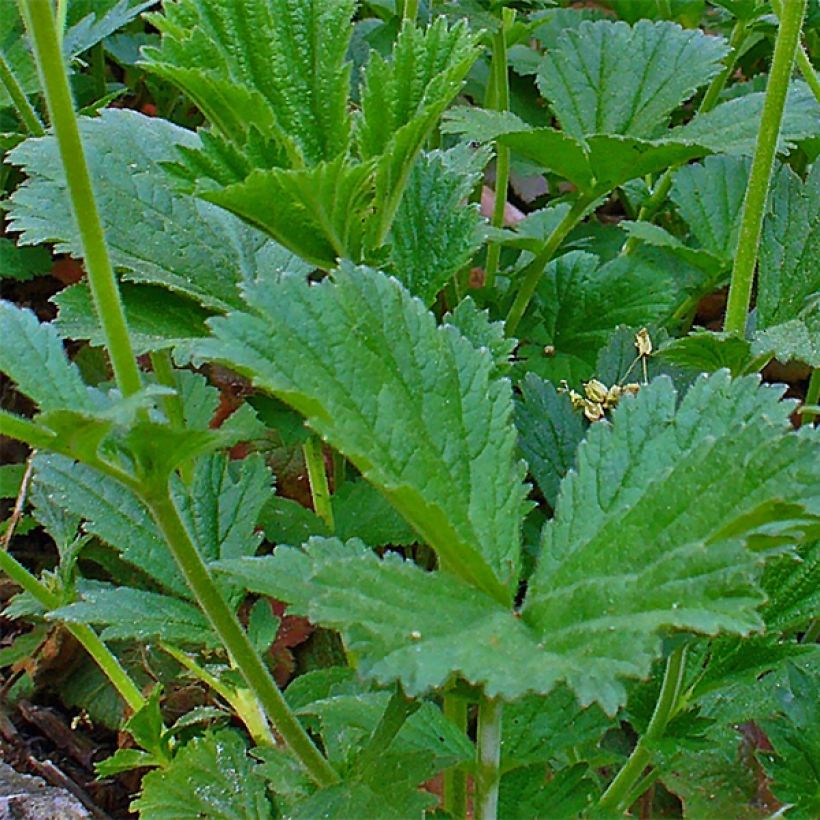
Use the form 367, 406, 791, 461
761, 540, 819, 634
658, 331, 768, 377
199, 264, 528, 602
0, 301, 93, 414
515, 374, 586, 509
499, 762, 599, 820
0, 238, 51, 282
443, 297, 516, 375
132, 730, 273, 819
537, 20, 728, 141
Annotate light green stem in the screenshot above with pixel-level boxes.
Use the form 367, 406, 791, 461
303, 435, 334, 530
505, 194, 595, 335
772, 0, 820, 103
0, 48, 45, 135
802, 369, 820, 425
0, 410, 57, 450
400, 0, 419, 22
484, 9, 514, 290
20, 0, 142, 399
598, 647, 687, 814
475, 695, 502, 820
622, 18, 748, 256
149, 351, 185, 429
724, 0, 808, 334
443, 694, 468, 818
143, 487, 338, 787
0, 548, 145, 713
55, 0, 68, 44
355, 686, 419, 773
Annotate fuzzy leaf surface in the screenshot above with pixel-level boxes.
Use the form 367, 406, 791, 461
199, 264, 527, 602
7, 110, 287, 311
537, 20, 728, 140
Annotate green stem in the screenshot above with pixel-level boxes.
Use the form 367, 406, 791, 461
484, 9, 514, 290
401, 0, 419, 23
0, 410, 57, 450
0, 49, 45, 135
54, 0, 68, 45
772, 0, 820, 103
505, 194, 595, 336
303, 435, 334, 530
598, 647, 687, 814
475, 695, 502, 820
355, 685, 419, 773
89, 41, 106, 100
149, 351, 185, 429
0, 548, 145, 712
802, 368, 820, 425
144, 487, 338, 787
724, 0, 807, 334
443, 694, 468, 818
160, 643, 275, 746
21, 0, 142, 399
622, 18, 748, 256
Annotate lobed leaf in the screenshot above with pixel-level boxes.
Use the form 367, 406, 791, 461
199, 264, 527, 602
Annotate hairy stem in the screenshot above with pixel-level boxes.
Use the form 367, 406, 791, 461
0, 410, 57, 450
20, 0, 142, 398
505, 194, 595, 335
303, 435, 334, 530
622, 18, 748, 255
144, 487, 338, 787
475, 695, 502, 820
724, 0, 808, 334
443, 694, 468, 818
149, 351, 185, 429
484, 9, 515, 290
598, 646, 687, 814
356, 685, 420, 773
0, 48, 44, 135
772, 0, 820, 104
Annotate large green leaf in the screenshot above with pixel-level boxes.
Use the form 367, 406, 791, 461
515, 251, 679, 384
7, 110, 295, 311
199, 264, 528, 603
143, 0, 355, 165
219, 374, 820, 713
132, 730, 273, 819
537, 19, 728, 141
0, 301, 93, 414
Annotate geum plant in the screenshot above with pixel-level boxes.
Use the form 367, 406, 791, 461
0, 0, 819, 817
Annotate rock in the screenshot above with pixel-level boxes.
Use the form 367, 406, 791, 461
0, 761, 90, 819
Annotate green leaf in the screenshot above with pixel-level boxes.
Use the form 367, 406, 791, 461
0, 464, 26, 499
389, 145, 486, 306
617, 220, 724, 276
443, 297, 516, 375
53, 282, 212, 355
515, 374, 586, 509
759, 663, 820, 819
522, 372, 820, 711
62, 0, 155, 58
132, 730, 273, 819
143, 0, 355, 165
670, 154, 751, 261
515, 251, 679, 384
0, 301, 93, 414
7, 110, 290, 311
0, 238, 51, 282
658, 330, 769, 377
49, 583, 217, 646
333, 480, 418, 547
537, 20, 728, 141
259, 495, 329, 546
757, 162, 819, 340
199, 264, 528, 603
761, 540, 820, 634
675, 81, 820, 155
499, 763, 599, 820
753, 312, 820, 369
201, 156, 375, 269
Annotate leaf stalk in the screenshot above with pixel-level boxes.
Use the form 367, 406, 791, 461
723, 0, 808, 334
475, 694, 503, 820
303, 435, 334, 530
0, 48, 45, 135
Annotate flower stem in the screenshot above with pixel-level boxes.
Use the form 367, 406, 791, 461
505, 194, 595, 336
724, 0, 808, 335
475, 694, 502, 820
0, 48, 44, 135
484, 9, 515, 290
443, 693, 468, 818
303, 435, 334, 530
20, 0, 142, 399
598, 646, 687, 814
144, 487, 338, 787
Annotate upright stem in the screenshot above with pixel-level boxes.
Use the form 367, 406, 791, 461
443, 694, 468, 818
598, 647, 687, 814
0, 49, 45, 135
0, 548, 145, 713
355, 685, 419, 773
20, 0, 142, 398
622, 18, 748, 256
144, 487, 338, 787
802, 369, 820, 425
771, 0, 820, 104
505, 194, 595, 335
401, 0, 419, 23
149, 351, 185, 429
724, 0, 808, 334
484, 9, 515, 290
475, 695, 503, 820
303, 435, 334, 530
